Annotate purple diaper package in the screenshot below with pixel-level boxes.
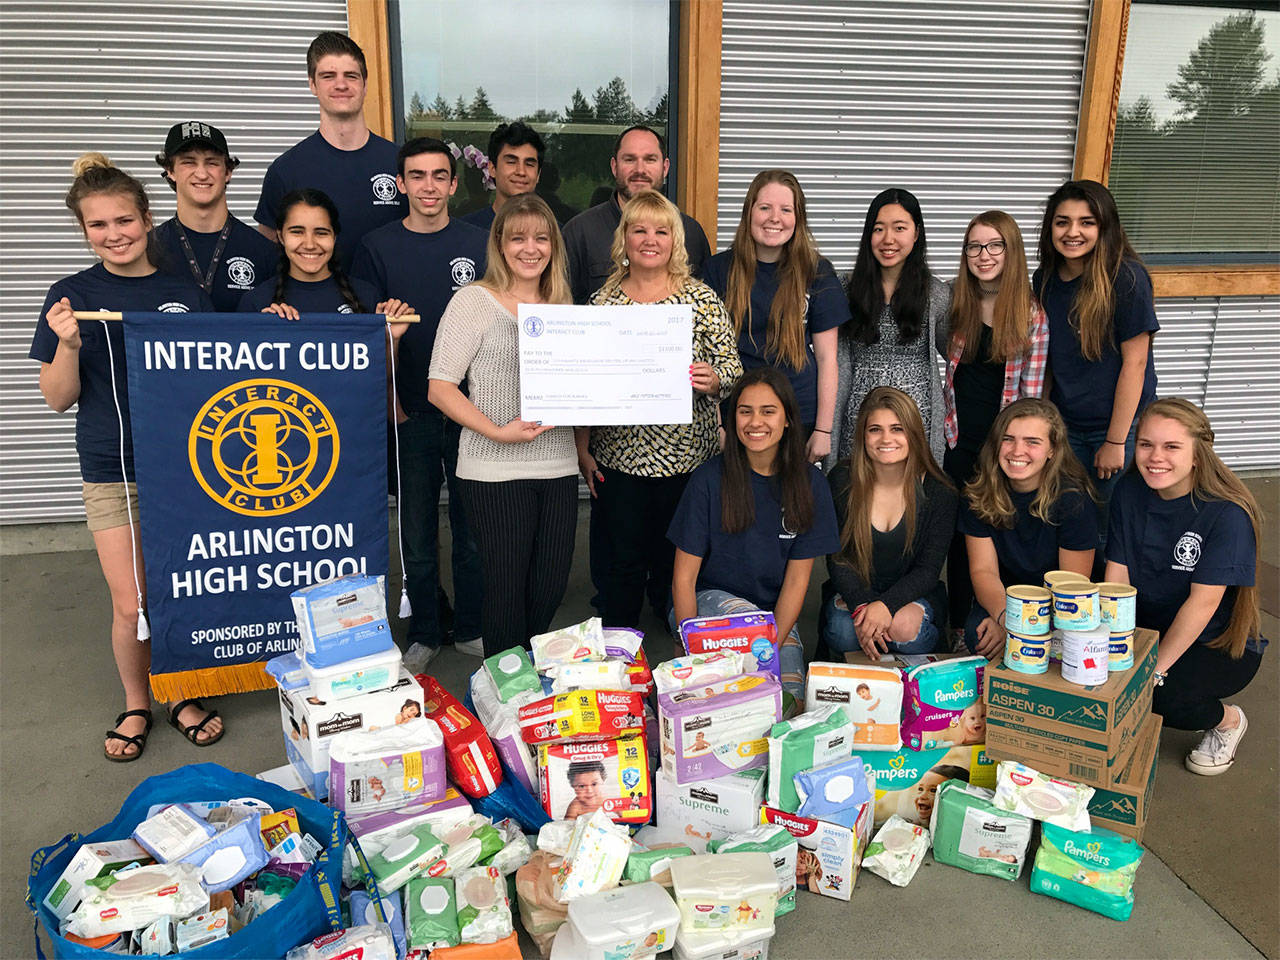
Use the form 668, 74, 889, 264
901, 657, 987, 752
679, 612, 780, 680
328, 718, 447, 816
658, 673, 781, 784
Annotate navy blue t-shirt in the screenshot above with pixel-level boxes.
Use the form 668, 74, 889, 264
460, 205, 496, 233
703, 252, 849, 425
351, 218, 488, 414
254, 132, 406, 271
237, 274, 381, 315
1034, 259, 1159, 432
29, 264, 213, 482
154, 215, 278, 312
959, 485, 1098, 588
1107, 472, 1263, 653
667, 455, 840, 611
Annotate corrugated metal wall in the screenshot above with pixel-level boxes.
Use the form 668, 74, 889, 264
0, 1, 347, 523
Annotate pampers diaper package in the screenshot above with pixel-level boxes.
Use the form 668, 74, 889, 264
766, 706, 854, 813
679, 612, 780, 679
652, 767, 766, 852
668, 852, 778, 936
860, 744, 996, 828
328, 717, 447, 816
290, 574, 393, 668
1031, 823, 1144, 920
707, 825, 798, 917
901, 657, 987, 751
993, 760, 1094, 832
538, 735, 652, 823
659, 673, 782, 783
929, 780, 1033, 881
804, 662, 904, 750
862, 816, 930, 887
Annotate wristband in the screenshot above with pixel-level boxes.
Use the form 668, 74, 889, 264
813, 428, 831, 434
1104, 439, 1126, 446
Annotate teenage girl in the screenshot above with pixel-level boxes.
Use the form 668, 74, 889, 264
1106, 398, 1265, 776
702, 170, 850, 462
959, 398, 1097, 658
824, 387, 958, 659
1034, 180, 1158, 515
667, 367, 839, 700
830, 188, 950, 465
30, 153, 219, 760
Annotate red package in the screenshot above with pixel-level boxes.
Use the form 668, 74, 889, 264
517, 689, 646, 745
416, 673, 503, 797
626, 647, 653, 695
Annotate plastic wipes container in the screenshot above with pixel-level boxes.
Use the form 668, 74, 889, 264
673, 926, 775, 960
302, 645, 402, 701
668, 853, 777, 936
550, 881, 681, 960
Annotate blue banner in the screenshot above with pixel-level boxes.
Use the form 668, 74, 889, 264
122, 313, 388, 697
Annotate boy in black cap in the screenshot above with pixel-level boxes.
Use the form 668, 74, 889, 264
153, 121, 277, 311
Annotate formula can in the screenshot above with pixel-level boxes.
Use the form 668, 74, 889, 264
1098, 582, 1137, 633
1005, 585, 1053, 636
1049, 629, 1064, 663
1004, 629, 1051, 674
1108, 631, 1135, 672
1060, 626, 1110, 685
1053, 581, 1101, 631
1043, 570, 1089, 592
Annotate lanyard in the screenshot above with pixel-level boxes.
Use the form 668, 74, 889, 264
176, 220, 232, 294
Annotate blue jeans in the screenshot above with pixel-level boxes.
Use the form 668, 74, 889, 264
668, 589, 805, 701
1067, 422, 1136, 545
397, 409, 482, 647
821, 594, 941, 656
960, 600, 992, 655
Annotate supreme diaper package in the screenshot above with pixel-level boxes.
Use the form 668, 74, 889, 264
532, 618, 606, 672
679, 612, 779, 679
659, 673, 782, 783
350, 888, 407, 956
42, 839, 153, 921
862, 816, 930, 887
418, 674, 504, 798
930, 780, 1032, 881
994, 760, 1094, 832
653, 767, 766, 852
455, 865, 512, 944
653, 652, 751, 697
329, 717, 447, 816
290, 574, 393, 668
65, 863, 208, 939
469, 668, 539, 795
901, 657, 988, 751
1031, 823, 1144, 921
668, 852, 778, 935
539, 734, 651, 823
860, 743, 996, 828
483, 647, 542, 702
793, 755, 873, 829
708, 825, 798, 917
766, 705, 855, 812
552, 809, 632, 902
519, 689, 646, 745
805, 662, 904, 750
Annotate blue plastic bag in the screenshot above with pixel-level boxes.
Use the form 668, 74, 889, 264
27, 763, 346, 959
463, 688, 550, 834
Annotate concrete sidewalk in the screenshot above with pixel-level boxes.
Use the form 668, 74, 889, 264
2, 478, 1276, 958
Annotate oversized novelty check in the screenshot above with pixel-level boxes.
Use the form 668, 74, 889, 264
518, 303, 693, 425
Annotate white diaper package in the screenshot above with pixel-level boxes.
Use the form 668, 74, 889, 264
550, 659, 631, 694
470, 668, 540, 795
290, 574, 393, 669
366, 824, 446, 893
805, 662, 904, 751
455, 865, 513, 944
537, 819, 578, 857
328, 717, 447, 816
178, 812, 269, 893
131, 804, 217, 862
286, 924, 396, 960
531, 618, 606, 672
668, 852, 778, 936
653, 652, 751, 697
793, 755, 873, 829
653, 767, 766, 852
350, 888, 406, 957
551, 881, 681, 960
552, 809, 632, 902
65, 863, 208, 938
993, 761, 1094, 832
862, 816, 931, 887
706, 825, 797, 917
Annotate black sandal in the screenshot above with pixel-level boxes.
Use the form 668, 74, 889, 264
167, 698, 224, 747
104, 709, 153, 763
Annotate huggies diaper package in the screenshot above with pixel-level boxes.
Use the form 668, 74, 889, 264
659, 673, 782, 783
625, 844, 696, 885
552, 881, 681, 960
290, 574, 393, 669
929, 780, 1032, 881
552, 809, 632, 902
65, 863, 208, 939
550, 659, 632, 694
404, 876, 459, 950
707, 825, 798, 917
679, 613, 780, 679
1031, 824, 1144, 921
419, 674, 504, 798
860, 743, 996, 828
861, 816, 930, 887
538, 734, 651, 823
455, 865, 513, 944
805, 663, 904, 750
328, 717, 447, 816
766, 705, 855, 813
993, 760, 1094, 832
653, 652, 752, 697
350, 887, 407, 956
793, 756, 873, 829
531, 618, 606, 672
483, 647, 542, 702
901, 657, 988, 751
519, 690, 646, 745
469, 668, 539, 795
652, 767, 767, 852
668, 852, 778, 935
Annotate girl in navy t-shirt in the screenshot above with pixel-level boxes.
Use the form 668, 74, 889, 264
29, 153, 217, 761
1106, 399, 1265, 776
959, 398, 1097, 658
667, 367, 839, 700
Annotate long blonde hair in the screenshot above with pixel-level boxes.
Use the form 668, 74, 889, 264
1136, 399, 1262, 658
949, 210, 1033, 362
965, 398, 1092, 528
600, 189, 691, 295
477, 194, 571, 304
724, 170, 819, 371
836, 387, 952, 584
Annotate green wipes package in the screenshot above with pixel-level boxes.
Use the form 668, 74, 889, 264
405, 876, 460, 949
624, 844, 695, 885
1031, 823, 1144, 921
483, 647, 541, 703
766, 705, 854, 813
708, 824, 798, 916
928, 780, 1032, 881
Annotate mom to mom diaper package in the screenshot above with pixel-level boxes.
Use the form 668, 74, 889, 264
328, 717, 447, 816
805, 662, 904, 750
659, 673, 781, 783
860, 744, 996, 828
651, 767, 766, 852
901, 657, 988, 751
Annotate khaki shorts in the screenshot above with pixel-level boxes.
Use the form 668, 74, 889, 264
82, 481, 140, 532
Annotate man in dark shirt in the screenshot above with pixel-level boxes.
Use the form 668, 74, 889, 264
461, 121, 545, 233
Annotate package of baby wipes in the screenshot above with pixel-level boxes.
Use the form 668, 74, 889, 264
484, 647, 542, 702
653, 652, 751, 697
860, 743, 997, 828
418, 674, 504, 798
679, 613, 779, 679
550, 659, 632, 694
552, 809, 632, 902
42, 839, 153, 921
861, 816, 930, 887
367, 823, 446, 892
805, 662, 904, 751
286, 924, 396, 960
901, 657, 987, 751
929, 780, 1032, 881
405, 876, 460, 949
177, 811, 270, 893
484, 818, 534, 875
766, 705, 855, 813
350, 887, 407, 956
625, 843, 696, 885
519, 689, 646, 745
1031, 824, 1144, 921
290, 574, 393, 669
329, 717, 447, 816
793, 755, 873, 829
536, 819, 577, 857
658, 673, 782, 784
432, 815, 505, 877
65, 863, 208, 938
346, 788, 473, 880
137, 916, 175, 955
602, 626, 645, 662
668, 852, 778, 935
707, 825, 797, 917
131, 804, 218, 862
516, 850, 570, 958
532, 618, 606, 672
539, 734, 651, 823
993, 760, 1095, 831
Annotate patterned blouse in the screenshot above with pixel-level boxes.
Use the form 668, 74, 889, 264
588, 279, 743, 477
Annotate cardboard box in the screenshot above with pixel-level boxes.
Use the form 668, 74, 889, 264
654, 767, 766, 851
42, 839, 152, 920
1087, 712, 1162, 841
843, 650, 968, 666
983, 628, 1157, 784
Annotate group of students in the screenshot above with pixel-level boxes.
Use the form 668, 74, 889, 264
31, 31, 1262, 779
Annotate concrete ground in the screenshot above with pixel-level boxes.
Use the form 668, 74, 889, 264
2, 478, 1276, 958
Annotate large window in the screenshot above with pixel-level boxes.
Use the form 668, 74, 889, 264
1109, 2, 1279, 262
392, 0, 674, 221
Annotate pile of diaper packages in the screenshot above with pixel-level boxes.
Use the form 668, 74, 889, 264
44, 797, 322, 953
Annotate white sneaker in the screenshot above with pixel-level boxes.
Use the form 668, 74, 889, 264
455, 638, 484, 657
403, 642, 438, 674
1185, 705, 1248, 776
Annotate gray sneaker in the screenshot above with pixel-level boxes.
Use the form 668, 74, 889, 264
1185, 705, 1248, 776
455, 638, 484, 657
403, 642, 439, 674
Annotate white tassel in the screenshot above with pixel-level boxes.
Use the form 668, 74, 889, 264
399, 585, 412, 619
136, 607, 151, 641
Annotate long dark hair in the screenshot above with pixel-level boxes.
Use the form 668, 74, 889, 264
720, 367, 813, 535
272, 189, 366, 311
848, 188, 931, 345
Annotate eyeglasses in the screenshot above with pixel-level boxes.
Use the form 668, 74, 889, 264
964, 240, 1006, 258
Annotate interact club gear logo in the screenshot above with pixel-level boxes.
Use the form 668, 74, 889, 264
371, 173, 399, 203
226, 256, 256, 288
523, 315, 544, 337
188, 378, 339, 517
1174, 532, 1202, 569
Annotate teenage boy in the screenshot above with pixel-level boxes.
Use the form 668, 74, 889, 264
254, 31, 405, 269
462, 121, 545, 232
152, 122, 277, 311
352, 138, 488, 667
